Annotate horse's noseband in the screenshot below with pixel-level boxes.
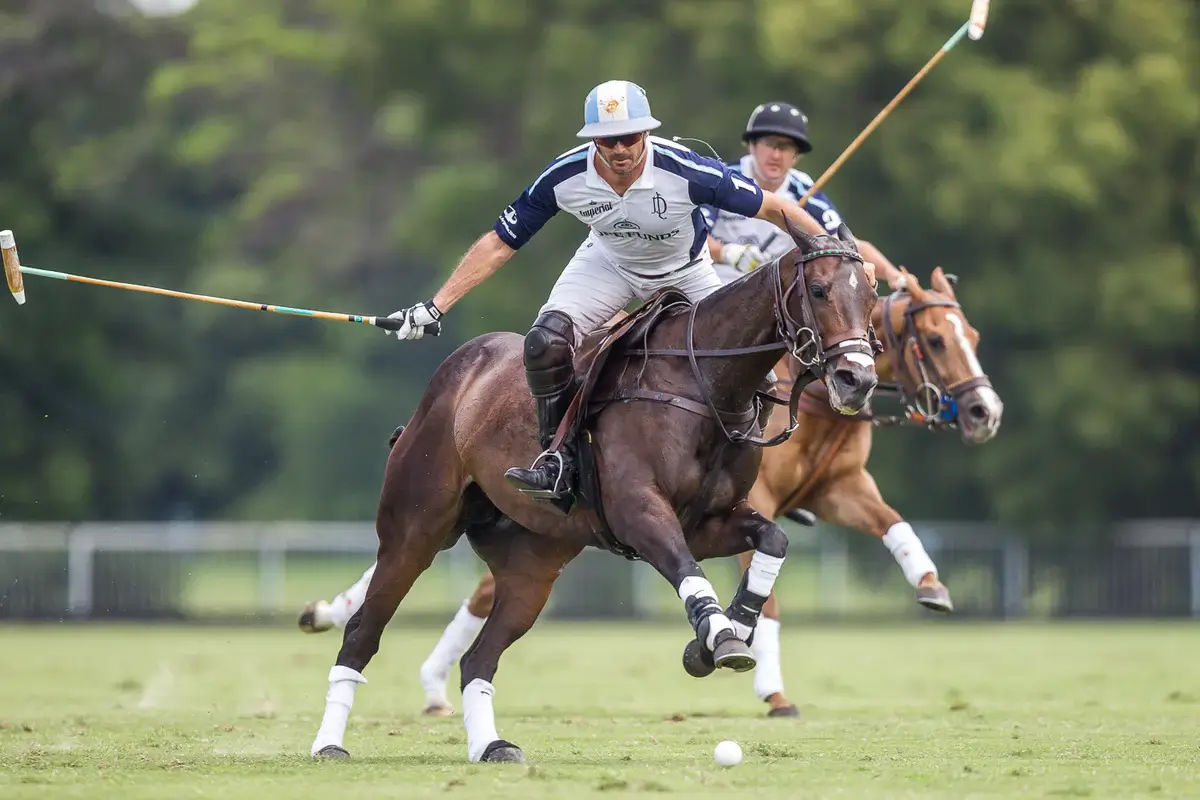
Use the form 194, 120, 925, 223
878, 291, 994, 429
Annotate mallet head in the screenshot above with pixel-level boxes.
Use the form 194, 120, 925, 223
968, 0, 991, 40
2, 230, 25, 305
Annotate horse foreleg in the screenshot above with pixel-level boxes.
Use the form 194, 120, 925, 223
808, 469, 953, 613
419, 571, 495, 716
691, 505, 796, 714
458, 531, 581, 763
609, 491, 754, 677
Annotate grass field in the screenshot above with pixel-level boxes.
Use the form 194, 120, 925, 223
0, 622, 1196, 799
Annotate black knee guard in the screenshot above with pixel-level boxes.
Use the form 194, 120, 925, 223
523, 310, 576, 398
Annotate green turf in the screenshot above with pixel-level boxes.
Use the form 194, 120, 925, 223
0, 622, 1196, 799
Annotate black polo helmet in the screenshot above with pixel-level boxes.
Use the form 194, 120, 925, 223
742, 102, 812, 154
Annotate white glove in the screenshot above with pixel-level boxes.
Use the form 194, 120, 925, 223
386, 299, 442, 340
719, 242, 768, 273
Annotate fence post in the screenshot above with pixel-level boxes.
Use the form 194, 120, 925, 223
817, 527, 849, 617
1000, 535, 1029, 619
1190, 524, 1200, 619
258, 540, 285, 615
66, 527, 95, 619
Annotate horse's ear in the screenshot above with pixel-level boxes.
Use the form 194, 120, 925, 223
930, 266, 958, 300
836, 222, 858, 250
784, 213, 820, 252
899, 265, 928, 301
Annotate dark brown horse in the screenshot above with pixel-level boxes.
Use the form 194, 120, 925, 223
307, 221, 879, 764
408, 268, 1005, 720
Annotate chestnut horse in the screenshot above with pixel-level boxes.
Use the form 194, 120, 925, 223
740, 266, 1003, 714
307, 222, 879, 763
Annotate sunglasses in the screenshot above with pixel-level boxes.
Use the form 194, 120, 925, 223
594, 133, 644, 149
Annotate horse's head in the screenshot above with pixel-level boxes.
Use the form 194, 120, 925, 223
777, 217, 879, 415
883, 267, 1003, 444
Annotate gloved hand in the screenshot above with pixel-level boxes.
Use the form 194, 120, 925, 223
386, 299, 443, 340
719, 242, 768, 273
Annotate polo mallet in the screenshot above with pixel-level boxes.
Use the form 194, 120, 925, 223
2, 231, 24, 305
1, 230, 439, 335
799, 0, 992, 206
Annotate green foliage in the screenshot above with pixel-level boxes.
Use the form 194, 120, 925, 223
0, 0, 1195, 532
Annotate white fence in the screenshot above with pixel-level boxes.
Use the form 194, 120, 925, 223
0, 519, 1197, 622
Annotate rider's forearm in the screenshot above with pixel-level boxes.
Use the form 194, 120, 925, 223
757, 194, 827, 238
432, 231, 516, 312
707, 235, 725, 262
855, 239, 903, 289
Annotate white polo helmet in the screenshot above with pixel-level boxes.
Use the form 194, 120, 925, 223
576, 80, 662, 138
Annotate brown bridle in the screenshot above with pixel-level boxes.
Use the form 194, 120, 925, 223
876, 288, 993, 430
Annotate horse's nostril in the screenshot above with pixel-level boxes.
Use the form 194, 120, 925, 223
968, 403, 989, 421
833, 368, 860, 390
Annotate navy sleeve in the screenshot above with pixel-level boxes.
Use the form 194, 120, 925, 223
493, 181, 560, 250
652, 144, 764, 218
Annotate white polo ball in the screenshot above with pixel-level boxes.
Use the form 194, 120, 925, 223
713, 740, 742, 767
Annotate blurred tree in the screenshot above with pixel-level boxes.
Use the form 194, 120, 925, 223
0, 0, 254, 520
1, 0, 1195, 531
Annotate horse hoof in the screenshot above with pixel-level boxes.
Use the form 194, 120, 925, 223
422, 703, 455, 717
312, 744, 350, 760
297, 601, 333, 633
682, 638, 716, 678
782, 508, 817, 527
767, 704, 801, 718
712, 637, 756, 673
480, 739, 525, 763
916, 583, 954, 613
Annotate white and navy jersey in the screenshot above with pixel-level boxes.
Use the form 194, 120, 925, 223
704, 154, 844, 262
494, 136, 764, 274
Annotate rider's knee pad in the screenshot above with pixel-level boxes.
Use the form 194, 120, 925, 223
523, 311, 575, 397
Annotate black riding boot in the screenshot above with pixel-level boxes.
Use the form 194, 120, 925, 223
504, 310, 577, 513
504, 384, 576, 509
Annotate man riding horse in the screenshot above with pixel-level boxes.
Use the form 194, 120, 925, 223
708, 100, 905, 292
307, 79, 879, 763
298, 96, 945, 720
385, 80, 838, 512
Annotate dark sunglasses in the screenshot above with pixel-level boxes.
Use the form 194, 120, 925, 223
594, 133, 644, 148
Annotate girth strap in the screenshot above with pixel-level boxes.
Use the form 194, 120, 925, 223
593, 388, 758, 427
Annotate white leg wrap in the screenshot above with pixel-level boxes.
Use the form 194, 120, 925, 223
882, 522, 937, 588
462, 678, 500, 762
311, 665, 367, 756
420, 601, 487, 709
750, 617, 784, 701
746, 551, 785, 598
678, 575, 733, 650
330, 562, 377, 628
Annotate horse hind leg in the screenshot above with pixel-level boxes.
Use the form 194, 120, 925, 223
310, 431, 468, 759
457, 523, 582, 764
419, 489, 499, 716
810, 470, 952, 613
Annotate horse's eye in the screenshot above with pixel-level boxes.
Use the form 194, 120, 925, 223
928, 335, 946, 351
811, 284, 828, 300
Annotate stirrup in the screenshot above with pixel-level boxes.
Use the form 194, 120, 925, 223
512, 449, 568, 499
